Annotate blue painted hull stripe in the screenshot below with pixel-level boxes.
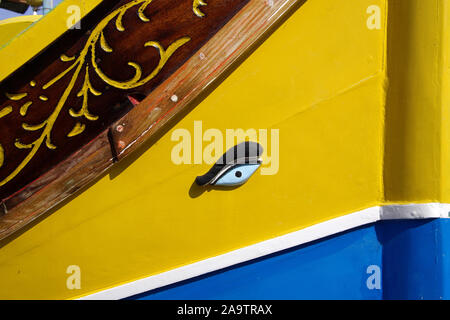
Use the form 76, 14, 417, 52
81, 203, 450, 300
133, 219, 450, 300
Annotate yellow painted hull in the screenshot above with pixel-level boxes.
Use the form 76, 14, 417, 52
0, 0, 447, 299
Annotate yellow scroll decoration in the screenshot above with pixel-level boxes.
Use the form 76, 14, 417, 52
5, 93, 27, 101
0, 107, 12, 119
67, 123, 86, 137
193, 0, 207, 17
0, 0, 192, 187
0, 144, 3, 169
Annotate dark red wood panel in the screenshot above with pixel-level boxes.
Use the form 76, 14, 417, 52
0, 0, 249, 202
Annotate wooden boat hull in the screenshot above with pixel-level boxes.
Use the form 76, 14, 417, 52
1, 0, 450, 300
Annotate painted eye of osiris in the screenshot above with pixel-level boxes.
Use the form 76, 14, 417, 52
195, 141, 263, 187
214, 164, 261, 187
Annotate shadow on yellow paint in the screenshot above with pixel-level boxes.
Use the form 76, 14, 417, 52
108, 0, 305, 180
188, 182, 243, 198
0, 0, 305, 249
384, 0, 442, 203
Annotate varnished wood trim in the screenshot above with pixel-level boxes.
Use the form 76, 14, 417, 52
0, 0, 308, 241
110, 0, 308, 160
0, 130, 113, 239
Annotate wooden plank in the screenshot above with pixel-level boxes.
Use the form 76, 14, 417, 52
0, 0, 307, 240
111, 0, 307, 160
0, 130, 112, 240
0, 0, 249, 201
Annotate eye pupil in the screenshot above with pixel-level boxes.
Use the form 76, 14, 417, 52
235, 171, 242, 178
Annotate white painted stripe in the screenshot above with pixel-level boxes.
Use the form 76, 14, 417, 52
80, 206, 380, 300
381, 203, 450, 220
80, 203, 450, 300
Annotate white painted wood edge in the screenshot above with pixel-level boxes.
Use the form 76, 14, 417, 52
80, 206, 380, 300
381, 203, 450, 220
80, 203, 450, 300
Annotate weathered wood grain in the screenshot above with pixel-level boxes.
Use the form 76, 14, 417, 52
0, 130, 112, 239
0, 0, 249, 200
111, 0, 308, 160
0, 0, 307, 241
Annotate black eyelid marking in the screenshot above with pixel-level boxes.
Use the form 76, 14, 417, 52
195, 141, 263, 186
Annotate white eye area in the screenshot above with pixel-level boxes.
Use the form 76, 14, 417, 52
214, 164, 261, 187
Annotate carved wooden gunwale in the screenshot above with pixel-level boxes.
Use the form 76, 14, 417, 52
0, 0, 307, 240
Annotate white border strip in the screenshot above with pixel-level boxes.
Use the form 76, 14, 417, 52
81, 206, 380, 300
80, 203, 450, 300
381, 203, 450, 220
